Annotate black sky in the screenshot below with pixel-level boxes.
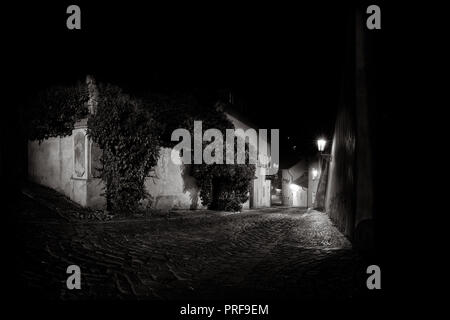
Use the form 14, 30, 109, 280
8, 2, 353, 164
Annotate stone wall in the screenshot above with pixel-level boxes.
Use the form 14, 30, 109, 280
324, 6, 375, 249
325, 106, 356, 237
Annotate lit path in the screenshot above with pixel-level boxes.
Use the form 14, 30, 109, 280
15, 202, 367, 300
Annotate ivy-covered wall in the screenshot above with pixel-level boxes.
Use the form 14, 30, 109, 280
28, 112, 271, 211
28, 134, 201, 210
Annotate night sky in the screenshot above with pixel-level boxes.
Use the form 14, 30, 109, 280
9, 2, 354, 166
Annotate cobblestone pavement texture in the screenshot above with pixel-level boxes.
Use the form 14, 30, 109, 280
14, 192, 368, 300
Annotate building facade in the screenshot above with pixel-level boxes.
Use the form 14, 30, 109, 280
281, 159, 308, 207
280, 157, 320, 209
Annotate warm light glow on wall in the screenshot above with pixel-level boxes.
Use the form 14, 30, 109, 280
289, 183, 300, 192
317, 138, 327, 152
312, 168, 318, 180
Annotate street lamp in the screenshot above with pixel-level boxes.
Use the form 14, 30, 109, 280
316, 138, 329, 183
317, 138, 327, 152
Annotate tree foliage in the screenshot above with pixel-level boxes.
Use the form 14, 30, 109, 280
156, 97, 256, 212
87, 84, 162, 214
27, 83, 89, 141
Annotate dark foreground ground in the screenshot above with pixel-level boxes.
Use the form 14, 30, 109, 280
12, 186, 369, 300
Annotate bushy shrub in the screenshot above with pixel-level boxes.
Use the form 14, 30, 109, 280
191, 141, 256, 212
158, 98, 256, 212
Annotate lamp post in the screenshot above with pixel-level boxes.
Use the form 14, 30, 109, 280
313, 137, 330, 210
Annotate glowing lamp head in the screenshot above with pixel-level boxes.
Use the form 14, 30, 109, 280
289, 183, 300, 192
317, 138, 327, 152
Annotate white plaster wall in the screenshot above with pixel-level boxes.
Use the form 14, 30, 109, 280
252, 166, 271, 208
28, 136, 74, 199
308, 159, 320, 207
282, 168, 307, 207
226, 113, 271, 208
145, 147, 204, 209
28, 129, 93, 208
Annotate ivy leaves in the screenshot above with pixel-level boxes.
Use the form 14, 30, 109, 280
87, 84, 162, 214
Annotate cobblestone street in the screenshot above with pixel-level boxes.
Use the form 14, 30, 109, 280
14, 196, 368, 300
